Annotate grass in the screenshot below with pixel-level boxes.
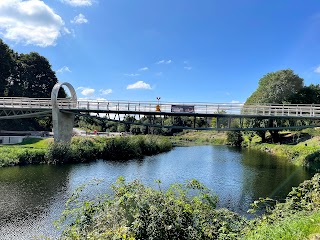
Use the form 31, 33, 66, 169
16, 137, 53, 148
250, 136, 320, 169
244, 211, 320, 240
170, 130, 227, 146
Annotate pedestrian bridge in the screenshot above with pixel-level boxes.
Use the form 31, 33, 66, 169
0, 82, 319, 142
1, 97, 320, 118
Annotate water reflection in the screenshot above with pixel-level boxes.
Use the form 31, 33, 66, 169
0, 165, 72, 239
0, 146, 315, 239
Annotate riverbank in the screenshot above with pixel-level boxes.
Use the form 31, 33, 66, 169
173, 129, 320, 170
0, 135, 172, 167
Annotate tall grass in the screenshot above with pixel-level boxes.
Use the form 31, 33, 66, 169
0, 147, 46, 167
45, 135, 173, 164
0, 135, 172, 167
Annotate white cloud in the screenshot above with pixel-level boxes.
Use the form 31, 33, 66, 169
184, 66, 192, 70
100, 89, 112, 95
0, 0, 67, 47
77, 87, 95, 96
124, 73, 140, 77
61, 0, 94, 7
138, 67, 149, 71
71, 13, 88, 24
57, 66, 71, 73
315, 65, 320, 73
156, 59, 172, 64
127, 81, 152, 90
231, 100, 240, 103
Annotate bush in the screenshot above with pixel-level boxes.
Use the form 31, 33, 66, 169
56, 178, 246, 240
45, 142, 73, 164
227, 131, 243, 146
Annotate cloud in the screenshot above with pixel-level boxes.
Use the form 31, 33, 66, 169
57, 66, 71, 73
71, 13, 88, 24
99, 89, 112, 95
124, 73, 140, 77
315, 65, 320, 73
77, 87, 95, 96
138, 67, 149, 71
231, 100, 240, 103
0, 0, 67, 47
156, 59, 172, 64
61, 0, 94, 6
155, 72, 163, 76
127, 81, 152, 90
184, 66, 192, 70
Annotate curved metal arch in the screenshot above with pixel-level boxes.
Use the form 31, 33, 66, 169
51, 82, 77, 108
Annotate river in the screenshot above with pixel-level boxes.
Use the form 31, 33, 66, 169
0, 145, 315, 239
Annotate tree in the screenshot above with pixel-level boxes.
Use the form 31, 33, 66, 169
246, 69, 303, 104
0, 39, 15, 96
288, 84, 320, 104
9, 52, 65, 98
245, 69, 304, 143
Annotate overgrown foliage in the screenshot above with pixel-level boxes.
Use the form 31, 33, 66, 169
45, 135, 172, 164
244, 173, 320, 239
0, 136, 172, 167
56, 178, 246, 240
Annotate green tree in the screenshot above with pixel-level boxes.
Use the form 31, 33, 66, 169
10, 52, 65, 98
288, 84, 320, 104
245, 69, 304, 142
0, 39, 15, 96
246, 69, 303, 104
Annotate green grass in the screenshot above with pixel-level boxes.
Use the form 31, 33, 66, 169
244, 211, 320, 240
16, 137, 52, 148
170, 130, 227, 146
251, 136, 320, 168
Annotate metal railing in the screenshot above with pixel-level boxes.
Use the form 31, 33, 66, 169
0, 97, 320, 118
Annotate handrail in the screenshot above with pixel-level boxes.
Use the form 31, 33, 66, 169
0, 97, 320, 117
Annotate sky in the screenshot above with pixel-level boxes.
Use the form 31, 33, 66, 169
1, 0, 320, 103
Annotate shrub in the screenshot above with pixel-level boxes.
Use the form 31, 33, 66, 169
45, 142, 73, 164
227, 131, 243, 146
56, 178, 246, 240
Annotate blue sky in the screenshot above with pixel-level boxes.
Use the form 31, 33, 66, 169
1, 0, 320, 103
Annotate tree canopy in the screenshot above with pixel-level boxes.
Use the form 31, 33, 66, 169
0, 39, 64, 98
288, 84, 320, 104
0, 39, 65, 130
245, 69, 304, 104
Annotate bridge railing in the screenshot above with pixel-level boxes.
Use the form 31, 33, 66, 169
1, 97, 320, 118
73, 100, 320, 117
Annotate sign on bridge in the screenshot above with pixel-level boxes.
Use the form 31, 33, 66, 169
171, 105, 195, 113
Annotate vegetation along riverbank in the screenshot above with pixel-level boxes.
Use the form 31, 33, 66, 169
0, 135, 172, 167
56, 174, 320, 240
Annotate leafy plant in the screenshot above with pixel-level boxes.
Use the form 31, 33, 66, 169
56, 178, 246, 240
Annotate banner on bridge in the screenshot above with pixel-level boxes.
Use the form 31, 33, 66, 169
171, 105, 195, 113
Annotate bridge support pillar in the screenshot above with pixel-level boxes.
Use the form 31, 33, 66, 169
51, 82, 77, 143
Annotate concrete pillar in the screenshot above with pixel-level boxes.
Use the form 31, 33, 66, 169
51, 82, 77, 143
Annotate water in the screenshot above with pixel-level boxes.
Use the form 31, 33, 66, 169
0, 146, 315, 239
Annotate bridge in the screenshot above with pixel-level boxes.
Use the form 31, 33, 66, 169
0, 82, 319, 142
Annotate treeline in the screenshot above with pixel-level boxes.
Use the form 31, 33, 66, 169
227, 69, 320, 146
0, 39, 65, 130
